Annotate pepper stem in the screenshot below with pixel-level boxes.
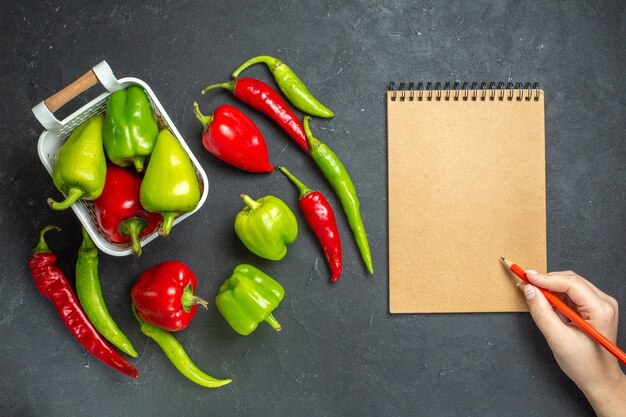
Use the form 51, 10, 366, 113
131, 304, 141, 322
201, 80, 235, 95
32, 225, 61, 254
131, 304, 150, 334
193, 102, 213, 131
303, 116, 321, 150
265, 313, 282, 332
277, 166, 313, 199
159, 212, 177, 237
231, 55, 277, 78
47, 187, 84, 210
240, 194, 261, 210
132, 157, 145, 173
79, 226, 96, 251
119, 218, 148, 257
181, 284, 209, 312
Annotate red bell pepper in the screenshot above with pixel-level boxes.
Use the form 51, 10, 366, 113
202, 77, 309, 153
131, 261, 208, 332
94, 165, 162, 257
193, 102, 273, 173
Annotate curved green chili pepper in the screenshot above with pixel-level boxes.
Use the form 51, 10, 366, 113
131, 305, 232, 388
231, 55, 334, 119
75, 227, 138, 357
303, 116, 373, 274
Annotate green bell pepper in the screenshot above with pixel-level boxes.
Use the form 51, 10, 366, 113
234, 194, 298, 261
215, 264, 284, 336
140, 129, 201, 237
47, 114, 107, 210
103, 85, 158, 172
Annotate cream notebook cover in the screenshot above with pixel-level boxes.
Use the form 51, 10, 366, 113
387, 83, 547, 313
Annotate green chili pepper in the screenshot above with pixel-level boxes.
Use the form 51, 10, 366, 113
131, 305, 231, 388
103, 85, 159, 173
303, 116, 373, 274
231, 55, 334, 119
140, 129, 201, 237
47, 115, 107, 210
234, 194, 298, 261
75, 227, 137, 357
215, 264, 284, 336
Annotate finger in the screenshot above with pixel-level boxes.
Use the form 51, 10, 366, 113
519, 284, 569, 341
553, 270, 610, 300
548, 271, 609, 300
578, 276, 614, 304
525, 271, 604, 309
550, 270, 576, 275
551, 272, 617, 310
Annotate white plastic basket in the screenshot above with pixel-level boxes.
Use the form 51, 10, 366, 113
32, 61, 208, 257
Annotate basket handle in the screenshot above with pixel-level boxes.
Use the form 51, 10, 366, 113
44, 69, 99, 113
32, 61, 120, 131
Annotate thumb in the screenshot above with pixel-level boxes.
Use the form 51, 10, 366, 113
520, 283, 568, 342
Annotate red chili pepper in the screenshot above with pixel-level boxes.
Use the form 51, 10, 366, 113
202, 77, 309, 153
28, 226, 138, 378
192, 103, 273, 173
94, 165, 162, 257
131, 261, 208, 332
278, 167, 342, 282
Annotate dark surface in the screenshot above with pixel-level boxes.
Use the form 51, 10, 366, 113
1, 1, 624, 416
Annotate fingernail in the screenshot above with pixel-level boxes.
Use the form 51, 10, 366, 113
525, 269, 538, 275
523, 284, 536, 301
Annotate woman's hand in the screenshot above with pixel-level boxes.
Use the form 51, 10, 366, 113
520, 270, 626, 417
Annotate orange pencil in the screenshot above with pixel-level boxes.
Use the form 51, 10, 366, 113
501, 257, 626, 366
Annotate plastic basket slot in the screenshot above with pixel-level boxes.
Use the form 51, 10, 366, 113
59, 100, 107, 136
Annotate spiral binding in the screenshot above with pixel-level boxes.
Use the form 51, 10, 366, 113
388, 81, 540, 102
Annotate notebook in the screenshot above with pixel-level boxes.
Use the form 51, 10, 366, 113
387, 82, 547, 313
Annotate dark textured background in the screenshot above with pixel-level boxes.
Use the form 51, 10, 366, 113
1, 1, 624, 416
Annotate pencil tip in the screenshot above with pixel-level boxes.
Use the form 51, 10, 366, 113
500, 257, 513, 268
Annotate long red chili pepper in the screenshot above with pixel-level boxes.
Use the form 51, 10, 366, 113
28, 226, 138, 379
278, 167, 342, 282
202, 77, 309, 153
